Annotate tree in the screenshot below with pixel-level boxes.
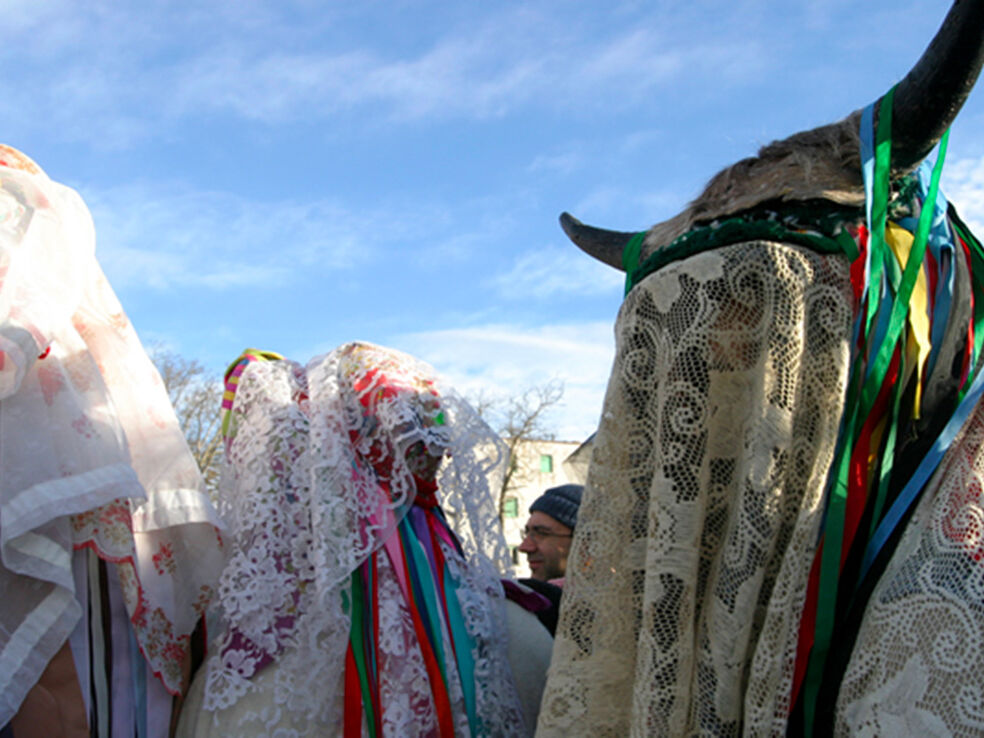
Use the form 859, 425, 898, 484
151, 348, 225, 495
470, 379, 565, 519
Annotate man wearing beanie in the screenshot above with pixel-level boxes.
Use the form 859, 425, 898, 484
518, 483, 582, 584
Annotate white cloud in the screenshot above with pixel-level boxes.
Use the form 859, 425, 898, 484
527, 151, 584, 176
82, 177, 533, 299
0, 1, 772, 146
944, 155, 984, 236
392, 321, 615, 441
489, 246, 624, 300
0, 0, 76, 46
85, 182, 382, 290
213, 20, 758, 124
163, 24, 552, 124
577, 29, 684, 98
567, 183, 689, 231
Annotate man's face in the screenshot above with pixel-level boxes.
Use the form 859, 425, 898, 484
518, 511, 573, 581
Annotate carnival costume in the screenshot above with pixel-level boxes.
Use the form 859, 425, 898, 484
0, 145, 226, 736
537, 97, 984, 735
177, 342, 530, 736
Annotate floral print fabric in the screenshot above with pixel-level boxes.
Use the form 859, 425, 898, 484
0, 145, 225, 725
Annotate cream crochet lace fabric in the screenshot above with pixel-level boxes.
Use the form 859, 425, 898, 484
836, 397, 984, 736
538, 237, 984, 736
537, 242, 856, 736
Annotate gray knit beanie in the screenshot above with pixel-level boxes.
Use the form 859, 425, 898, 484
529, 483, 583, 530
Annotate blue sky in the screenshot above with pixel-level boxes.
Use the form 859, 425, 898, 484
6, 0, 984, 440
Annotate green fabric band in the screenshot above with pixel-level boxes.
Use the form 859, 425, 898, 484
622, 232, 645, 296
625, 201, 862, 295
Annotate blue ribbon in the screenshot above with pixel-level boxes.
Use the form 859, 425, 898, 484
861, 358, 984, 579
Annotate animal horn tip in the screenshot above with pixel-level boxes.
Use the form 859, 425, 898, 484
559, 211, 579, 235
557, 211, 634, 271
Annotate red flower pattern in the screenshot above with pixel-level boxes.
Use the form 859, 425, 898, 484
153, 542, 177, 575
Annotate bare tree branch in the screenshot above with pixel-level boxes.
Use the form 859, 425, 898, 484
470, 379, 565, 520
150, 347, 224, 495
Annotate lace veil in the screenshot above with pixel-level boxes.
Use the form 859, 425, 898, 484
199, 342, 519, 733
536, 242, 856, 735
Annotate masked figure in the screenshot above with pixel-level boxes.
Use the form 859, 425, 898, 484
537, 3, 984, 735
177, 342, 535, 737
0, 145, 226, 737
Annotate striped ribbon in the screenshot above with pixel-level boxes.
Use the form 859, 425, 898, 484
220, 348, 284, 440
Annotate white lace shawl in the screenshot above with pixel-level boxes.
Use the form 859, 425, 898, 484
0, 145, 226, 723
197, 343, 524, 735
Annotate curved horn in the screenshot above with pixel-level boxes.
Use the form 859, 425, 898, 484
888, 0, 984, 169
563, 1, 984, 270
559, 212, 635, 271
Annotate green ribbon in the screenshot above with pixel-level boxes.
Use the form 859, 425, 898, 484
622, 231, 645, 296
803, 87, 899, 737
803, 83, 950, 735
348, 569, 378, 738
952, 214, 984, 392
443, 562, 478, 732
401, 518, 450, 688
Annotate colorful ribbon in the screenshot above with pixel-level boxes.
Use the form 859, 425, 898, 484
796, 86, 984, 734
220, 348, 284, 440
344, 504, 475, 737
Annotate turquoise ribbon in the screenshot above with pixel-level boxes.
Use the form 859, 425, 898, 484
401, 518, 449, 684
443, 563, 478, 731
861, 358, 984, 579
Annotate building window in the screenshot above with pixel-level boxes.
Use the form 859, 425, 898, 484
511, 546, 520, 565
540, 454, 553, 473
503, 497, 519, 518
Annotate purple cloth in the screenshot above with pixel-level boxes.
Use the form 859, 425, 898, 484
501, 579, 551, 613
